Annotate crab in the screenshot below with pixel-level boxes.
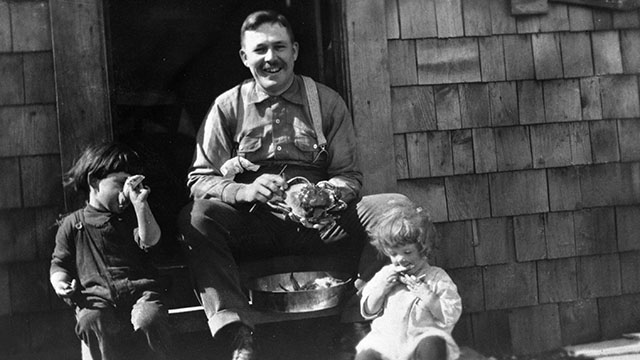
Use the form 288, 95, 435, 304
267, 176, 347, 228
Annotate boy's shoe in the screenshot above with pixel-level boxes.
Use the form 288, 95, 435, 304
231, 325, 255, 360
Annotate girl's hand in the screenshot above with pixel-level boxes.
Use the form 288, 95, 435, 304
401, 274, 437, 304
124, 175, 149, 206
371, 265, 402, 292
53, 279, 77, 298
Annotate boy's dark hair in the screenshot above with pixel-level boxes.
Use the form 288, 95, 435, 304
64, 142, 143, 195
240, 10, 295, 46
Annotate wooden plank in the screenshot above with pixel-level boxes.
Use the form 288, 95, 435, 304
434, 220, 476, 268
559, 299, 601, 346
592, 9, 614, 30
621, 30, 640, 73
390, 86, 436, 132
451, 129, 474, 174
491, 0, 518, 34
580, 77, 603, 120
494, 126, 533, 171
23, 52, 55, 104
613, 9, 640, 28
509, 304, 562, 355
568, 5, 595, 31
434, 85, 461, 130
590, 120, 620, 163
503, 35, 535, 80
620, 251, 640, 293
345, 0, 396, 194
592, 31, 623, 75
598, 293, 640, 339
570, 121, 593, 165
543, 79, 582, 122
462, 0, 492, 36
600, 75, 640, 119
445, 174, 490, 221
532, 33, 563, 79
546, 210, 576, 258
435, 0, 464, 38
397, 178, 447, 222
427, 131, 453, 176
518, 80, 545, 124
548, 167, 582, 211
530, 123, 572, 168
459, 83, 491, 128
514, 214, 547, 261
0, 158, 21, 209
416, 38, 481, 85
21, 155, 63, 208
0, 54, 24, 105
489, 81, 519, 126
619, 119, 640, 162
475, 217, 516, 265
539, 3, 570, 31
472, 128, 497, 173
20, 105, 59, 155
616, 205, 640, 252
9, 1, 51, 51
388, 40, 417, 86
398, 0, 437, 39
484, 262, 538, 309
449, 267, 484, 312
574, 207, 617, 256
0, 1, 11, 52
393, 134, 409, 180
560, 32, 593, 78
577, 254, 621, 299
490, 169, 549, 217
405, 132, 430, 178
385, 0, 400, 39
511, 0, 549, 15
479, 36, 506, 82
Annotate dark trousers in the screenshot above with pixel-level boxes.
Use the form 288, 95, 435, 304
177, 193, 410, 337
75, 291, 174, 360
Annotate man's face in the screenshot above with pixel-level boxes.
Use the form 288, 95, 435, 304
240, 22, 298, 96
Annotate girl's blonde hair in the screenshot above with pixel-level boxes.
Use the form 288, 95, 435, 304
369, 200, 437, 258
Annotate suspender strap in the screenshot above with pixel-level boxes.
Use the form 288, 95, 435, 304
302, 75, 327, 148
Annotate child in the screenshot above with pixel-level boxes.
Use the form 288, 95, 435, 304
355, 201, 462, 360
50, 142, 174, 360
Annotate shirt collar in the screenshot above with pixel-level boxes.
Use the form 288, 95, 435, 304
82, 203, 115, 227
246, 75, 305, 105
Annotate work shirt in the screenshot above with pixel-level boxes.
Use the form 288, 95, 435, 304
50, 205, 162, 307
187, 75, 363, 204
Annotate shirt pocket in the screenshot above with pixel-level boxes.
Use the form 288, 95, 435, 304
237, 136, 262, 158
293, 124, 324, 163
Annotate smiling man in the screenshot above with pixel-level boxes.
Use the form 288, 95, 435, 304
178, 10, 410, 360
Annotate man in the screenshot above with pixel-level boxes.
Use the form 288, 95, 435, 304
178, 10, 409, 360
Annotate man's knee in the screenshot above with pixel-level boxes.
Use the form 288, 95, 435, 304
131, 294, 168, 332
75, 308, 120, 339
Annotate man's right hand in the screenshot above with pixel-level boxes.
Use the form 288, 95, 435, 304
236, 174, 288, 204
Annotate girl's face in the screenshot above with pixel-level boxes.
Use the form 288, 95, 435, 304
89, 172, 130, 213
385, 243, 428, 275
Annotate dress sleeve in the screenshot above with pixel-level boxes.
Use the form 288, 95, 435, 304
431, 272, 462, 332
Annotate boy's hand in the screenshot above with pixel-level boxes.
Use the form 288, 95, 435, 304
53, 279, 77, 298
124, 175, 150, 205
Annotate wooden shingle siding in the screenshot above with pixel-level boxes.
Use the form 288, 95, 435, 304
538, 258, 578, 303
593, 10, 614, 31
579, 77, 603, 120
435, 220, 476, 268
393, 134, 409, 180
559, 299, 601, 346
620, 29, 640, 72
385, 0, 399, 39
615, 205, 640, 252
9, 260, 50, 313
620, 251, 640, 293
599, 75, 640, 118
517, 13, 542, 34
577, 253, 621, 299
0, 264, 9, 315
530, 123, 572, 168
517, 81, 545, 124
539, 3, 570, 32
573, 207, 617, 256
471, 310, 513, 355
491, 0, 518, 34
569, 122, 592, 165
459, 83, 491, 128
612, 9, 640, 29
0, 158, 21, 209
461, 0, 492, 36
10, 1, 51, 52
484, 262, 538, 309
532, 33, 563, 79
545, 211, 576, 258
592, 31, 623, 75
560, 32, 593, 78
511, 0, 549, 16
449, 266, 484, 312
416, 38, 481, 84
434, 85, 462, 130
398, 0, 437, 39
598, 293, 640, 339
445, 174, 491, 221
0, 106, 59, 157
503, 35, 535, 80
514, 213, 547, 261
590, 120, 620, 164
616, 118, 640, 160
23, 52, 55, 104
509, 304, 562, 355
494, 126, 532, 171
0, 1, 11, 51
568, 5, 595, 31
0, 54, 24, 105
479, 36, 507, 82
406, 132, 430, 178
434, 0, 463, 38
548, 167, 582, 211
451, 129, 474, 174
391, 86, 437, 132
474, 217, 515, 265
427, 131, 454, 176
543, 79, 582, 122
388, 40, 417, 86
20, 155, 62, 208
397, 178, 448, 222
472, 127, 498, 173
489, 81, 519, 126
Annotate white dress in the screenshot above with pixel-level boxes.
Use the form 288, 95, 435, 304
356, 264, 462, 360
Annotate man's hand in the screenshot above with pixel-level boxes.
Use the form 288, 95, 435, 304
236, 174, 288, 204
52, 278, 77, 298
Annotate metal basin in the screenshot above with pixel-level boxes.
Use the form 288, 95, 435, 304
247, 271, 353, 313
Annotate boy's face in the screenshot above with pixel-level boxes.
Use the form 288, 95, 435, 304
385, 243, 428, 275
89, 172, 130, 213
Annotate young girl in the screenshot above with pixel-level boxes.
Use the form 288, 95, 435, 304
50, 142, 174, 360
355, 201, 462, 360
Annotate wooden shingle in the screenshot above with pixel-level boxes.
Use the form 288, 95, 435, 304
445, 174, 490, 221
417, 38, 481, 84
570, 122, 593, 165
10, 1, 51, 52
472, 128, 497, 173
9, 260, 51, 312
459, 83, 491, 128
453, 314, 473, 345
21, 155, 63, 208
398, 0, 437, 39
434, 85, 462, 130
530, 123, 572, 168
503, 35, 535, 80
568, 5, 594, 31
23, 52, 55, 104
616, 205, 640, 252
391, 86, 436, 132
451, 129, 474, 174
394, 134, 409, 180
619, 162, 640, 205
560, 32, 593, 78
434, 220, 476, 268
398, 178, 447, 222
0, 209, 36, 263
435, 0, 463, 38
462, 0, 492, 36
0, 107, 25, 157
598, 293, 640, 339
579, 77, 603, 120
511, 0, 549, 16
577, 253, 621, 299
0, 158, 21, 210
517, 14, 542, 34
592, 31, 623, 75
532, 33, 563, 79
539, 3, 570, 32
600, 75, 640, 119
559, 299, 601, 347
449, 267, 484, 312
620, 251, 640, 293
406, 132, 430, 178
385, 0, 400, 39
621, 30, 640, 73
489, 81, 519, 126
21, 105, 59, 156
509, 304, 562, 355
592, 9, 614, 30
590, 120, 620, 163
479, 36, 506, 82
474, 217, 515, 265
580, 163, 627, 208
0, 1, 10, 52
0, 54, 24, 105
514, 214, 547, 261
574, 207, 617, 256
548, 167, 582, 212
0, 264, 8, 315
612, 9, 640, 29
35, 206, 59, 260
388, 40, 417, 86
427, 131, 453, 176
471, 310, 513, 355
484, 262, 538, 310
546, 211, 576, 258
538, 258, 578, 303
490, 0, 518, 34
494, 126, 532, 171
518, 80, 545, 125
543, 79, 582, 122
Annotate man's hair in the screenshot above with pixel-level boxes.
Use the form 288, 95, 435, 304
63, 142, 143, 195
368, 200, 438, 258
240, 10, 295, 46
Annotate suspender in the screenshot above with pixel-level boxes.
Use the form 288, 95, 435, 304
301, 75, 327, 149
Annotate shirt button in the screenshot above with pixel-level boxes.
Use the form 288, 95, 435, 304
275, 119, 281, 124
277, 146, 282, 151
313, 144, 318, 149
